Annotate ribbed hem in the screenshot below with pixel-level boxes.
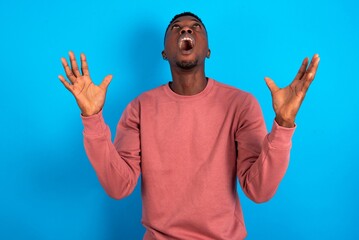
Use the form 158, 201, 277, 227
81, 110, 107, 136
267, 120, 296, 149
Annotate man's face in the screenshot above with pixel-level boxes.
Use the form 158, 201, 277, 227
163, 16, 210, 70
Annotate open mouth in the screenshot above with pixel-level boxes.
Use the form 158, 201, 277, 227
178, 34, 195, 52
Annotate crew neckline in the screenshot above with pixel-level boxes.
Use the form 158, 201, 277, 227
163, 78, 215, 101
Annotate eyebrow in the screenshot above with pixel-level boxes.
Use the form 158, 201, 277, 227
171, 18, 201, 26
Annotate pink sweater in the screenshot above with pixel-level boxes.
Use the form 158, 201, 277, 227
81, 78, 295, 240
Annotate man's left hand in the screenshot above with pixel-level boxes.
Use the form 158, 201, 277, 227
264, 54, 320, 128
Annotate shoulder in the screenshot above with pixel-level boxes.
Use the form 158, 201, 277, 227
136, 84, 167, 102
211, 79, 258, 105
125, 84, 167, 111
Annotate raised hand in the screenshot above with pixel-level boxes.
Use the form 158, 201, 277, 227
264, 54, 320, 128
58, 51, 112, 116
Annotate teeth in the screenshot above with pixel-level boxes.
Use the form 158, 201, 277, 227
178, 34, 195, 51
182, 37, 192, 42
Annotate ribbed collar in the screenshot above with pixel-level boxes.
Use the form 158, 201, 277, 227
163, 78, 215, 101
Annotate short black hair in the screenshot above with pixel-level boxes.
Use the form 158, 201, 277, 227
164, 12, 206, 43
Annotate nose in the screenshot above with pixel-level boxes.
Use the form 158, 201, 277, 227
180, 27, 193, 35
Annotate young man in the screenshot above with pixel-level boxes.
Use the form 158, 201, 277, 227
59, 12, 319, 240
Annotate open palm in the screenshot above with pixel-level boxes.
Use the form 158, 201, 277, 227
265, 54, 320, 127
59, 51, 112, 116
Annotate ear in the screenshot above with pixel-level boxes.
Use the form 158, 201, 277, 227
162, 50, 167, 60
206, 49, 211, 59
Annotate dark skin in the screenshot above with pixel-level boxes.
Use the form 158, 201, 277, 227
59, 15, 320, 127
162, 16, 210, 96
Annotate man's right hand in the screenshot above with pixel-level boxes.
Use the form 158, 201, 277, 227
59, 51, 112, 116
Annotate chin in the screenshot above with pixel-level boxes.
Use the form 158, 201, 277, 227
176, 59, 198, 69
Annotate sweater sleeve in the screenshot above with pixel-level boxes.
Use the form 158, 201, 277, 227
235, 94, 295, 203
81, 100, 141, 200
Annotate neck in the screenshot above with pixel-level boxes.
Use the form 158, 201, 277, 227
169, 67, 207, 95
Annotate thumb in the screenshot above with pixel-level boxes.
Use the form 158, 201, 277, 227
99, 74, 113, 91
264, 77, 279, 94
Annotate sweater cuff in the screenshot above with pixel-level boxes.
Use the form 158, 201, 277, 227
81, 110, 107, 136
267, 120, 296, 149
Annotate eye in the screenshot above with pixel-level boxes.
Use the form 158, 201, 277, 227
193, 23, 201, 28
171, 24, 180, 30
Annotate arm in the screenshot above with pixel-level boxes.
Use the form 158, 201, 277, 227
237, 54, 320, 203
59, 51, 141, 199
236, 95, 295, 203
82, 102, 141, 200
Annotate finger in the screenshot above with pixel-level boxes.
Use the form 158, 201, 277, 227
61, 57, 76, 83
302, 54, 320, 81
264, 77, 279, 94
80, 53, 90, 76
58, 75, 74, 93
308, 54, 320, 78
69, 51, 81, 77
99, 75, 113, 91
301, 56, 320, 93
294, 57, 309, 80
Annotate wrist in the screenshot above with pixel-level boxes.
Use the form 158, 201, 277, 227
81, 112, 93, 117
81, 108, 101, 117
78, 103, 102, 117
275, 116, 295, 128
81, 110, 100, 117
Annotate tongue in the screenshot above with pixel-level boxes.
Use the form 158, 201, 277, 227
181, 40, 193, 51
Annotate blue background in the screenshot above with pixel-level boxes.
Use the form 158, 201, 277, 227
1, 0, 358, 239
